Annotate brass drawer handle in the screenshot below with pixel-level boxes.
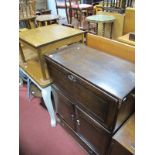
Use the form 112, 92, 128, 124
76, 120, 80, 126
68, 74, 77, 82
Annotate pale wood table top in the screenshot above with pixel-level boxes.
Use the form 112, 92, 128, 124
19, 24, 84, 48
36, 14, 60, 22
118, 33, 135, 46
20, 60, 52, 87
86, 15, 115, 23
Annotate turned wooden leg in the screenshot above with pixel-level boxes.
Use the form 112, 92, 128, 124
110, 22, 113, 39
37, 49, 47, 80
96, 23, 98, 35
66, 8, 71, 24
102, 23, 105, 36
88, 21, 90, 32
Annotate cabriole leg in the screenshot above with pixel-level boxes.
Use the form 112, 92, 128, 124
41, 86, 56, 127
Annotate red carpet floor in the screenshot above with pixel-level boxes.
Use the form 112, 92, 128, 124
19, 86, 87, 155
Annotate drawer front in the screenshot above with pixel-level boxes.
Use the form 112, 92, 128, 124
114, 93, 135, 132
76, 106, 111, 155
53, 88, 75, 130
57, 114, 97, 155
47, 60, 118, 131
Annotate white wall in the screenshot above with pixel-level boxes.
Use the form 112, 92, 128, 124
36, 0, 47, 10
47, 0, 66, 17
47, 0, 56, 14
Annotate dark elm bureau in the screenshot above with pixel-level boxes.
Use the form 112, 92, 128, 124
45, 43, 135, 155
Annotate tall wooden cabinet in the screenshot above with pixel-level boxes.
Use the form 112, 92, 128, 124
45, 43, 135, 155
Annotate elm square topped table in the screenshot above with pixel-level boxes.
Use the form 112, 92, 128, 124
19, 24, 84, 126
19, 24, 84, 82
86, 15, 115, 38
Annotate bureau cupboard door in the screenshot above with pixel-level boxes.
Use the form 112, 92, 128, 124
46, 60, 118, 131
75, 106, 111, 155
53, 88, 75, 130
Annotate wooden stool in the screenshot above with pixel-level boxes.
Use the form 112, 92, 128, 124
36, 14, 60, 26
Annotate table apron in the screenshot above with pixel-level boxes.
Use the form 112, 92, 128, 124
39, 34, 84, 56
19, 40, 38, 52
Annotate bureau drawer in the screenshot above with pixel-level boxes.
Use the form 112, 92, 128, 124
76, 106, 111, 155
47, 60, 118, 131
53, 88, 75, 130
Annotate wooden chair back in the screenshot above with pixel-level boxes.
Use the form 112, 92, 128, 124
19, 0, 37, 29
86, 33, 135, 63
19, 0, 36, 18
100, 0, 134, 13
54, 0, 69, 23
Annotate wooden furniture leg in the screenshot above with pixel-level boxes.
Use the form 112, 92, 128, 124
79, 10, 82, 27
69, 8, 72, 24
110, 22, 113, 39
88, 21, 90, 32
96, 23, 98, 35
37, 49, 47, 80
19, 43, 26, 63
66, 8, 69, 24
102, 23, 105, 36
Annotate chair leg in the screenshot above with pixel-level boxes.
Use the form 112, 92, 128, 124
68, 8, 72, 24
56, 6, 59, 15
79, 10, 82, 27
76, 10, 78, 19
